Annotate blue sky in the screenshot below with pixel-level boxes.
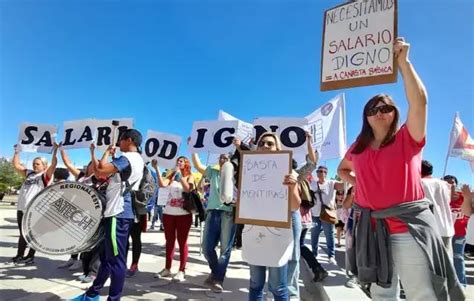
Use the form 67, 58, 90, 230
1, 0, 473, 185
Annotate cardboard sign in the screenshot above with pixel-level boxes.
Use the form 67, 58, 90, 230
253, 118, 309, 154
320, 0, 398, 91
236, 151, 292, 228
18, 123, 58, 153
143, 130, 182, 169
157, 187, 170, 206
188, 120, 241, 154
62, 119, 96, 149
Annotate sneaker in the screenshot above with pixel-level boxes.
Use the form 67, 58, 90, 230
172, 271, 185, 282
67, 293, 100, 301
203, 274, 214, 286
313, 269, 329, 282
209, 281, 224, 293
15, 257, 34, 266
58, 258, 76, 269
69, 260, 82, 271
127, 265, 138, 278
149, 225, 155, 230
328, 257, 337, 265
154, 268, 171, 278
345, 277, 359, 288
82, 274, 96, 283
77, 274, 87, 282
159, 226, 164, 231
9, 255, 23, 264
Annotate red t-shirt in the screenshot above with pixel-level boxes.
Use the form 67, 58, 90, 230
451, 192, 469, 237
345, 125, 425, 233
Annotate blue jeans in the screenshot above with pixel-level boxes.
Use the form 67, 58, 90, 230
202, 210, 236, 282
311, 216, 335, 258
371, 233, 436, 300
287, 211, 301, 298
249, 264, 289, 301
151, 205, 163, 228
452, 235, 466, 286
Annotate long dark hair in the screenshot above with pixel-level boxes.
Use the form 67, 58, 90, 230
351, 94, 400, 154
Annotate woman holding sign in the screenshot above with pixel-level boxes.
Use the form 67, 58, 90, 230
10, 143, 58, 265
152, 157, 194, 282
337, 38, 464, 300
235, 132, 301, 301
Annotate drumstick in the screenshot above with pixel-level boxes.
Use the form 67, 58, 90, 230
111, 120, 120, 147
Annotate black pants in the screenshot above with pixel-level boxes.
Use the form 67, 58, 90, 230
234, 223, 244, 248
81, 244, 101, 275
300, 228, 324, 273
16, 211, 35, 258
127, 215, 146, 265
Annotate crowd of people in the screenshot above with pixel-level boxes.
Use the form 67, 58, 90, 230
7, 38, 473, 301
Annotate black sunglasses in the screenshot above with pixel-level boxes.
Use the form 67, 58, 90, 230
366, 105, 395, 117
317, 170, 327, 174
258, 140, 275, 147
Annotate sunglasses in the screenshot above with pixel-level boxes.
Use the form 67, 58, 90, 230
258, 140, 275, 147
317, 170, 327, 174
366, 105, 395, 117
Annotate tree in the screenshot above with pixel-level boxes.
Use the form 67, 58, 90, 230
0, 157, 23, 193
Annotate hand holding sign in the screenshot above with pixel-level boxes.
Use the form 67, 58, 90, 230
394, 37, 409, 66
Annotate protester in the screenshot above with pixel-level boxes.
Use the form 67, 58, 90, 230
338, 38, 464, 300
421, 160, 454, 254
233, 132, 301, 301
70, 129, 145, 301
11, 143, 58, 265
152, 157, 194, 282
443, 175, 470, 288
149, 187, 164, 231
335, 191, 349, 248
191, 152, 236, 293
60, 144, 109, 283
310, 165, 343, 264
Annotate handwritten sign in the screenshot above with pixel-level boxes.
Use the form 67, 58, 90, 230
236, 151, 292, 228
320, 0, 398, 91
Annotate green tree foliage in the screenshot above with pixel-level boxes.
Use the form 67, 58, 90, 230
0, 157, 23, 193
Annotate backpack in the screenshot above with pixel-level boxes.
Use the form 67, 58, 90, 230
129, 165, 158, 217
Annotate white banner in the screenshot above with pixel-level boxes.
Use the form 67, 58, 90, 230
62, 119, 97, 150
218, 110, 254, 143
143, 130, 182, 169
188, 120, 240, 154
253, 117, 309, 154
306, 94, 346, 161
18, 123, 58, 153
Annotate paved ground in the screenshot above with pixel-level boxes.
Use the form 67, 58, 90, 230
0, 195, 472, 300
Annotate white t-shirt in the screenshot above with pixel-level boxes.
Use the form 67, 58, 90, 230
421, 178, 455, 237
163, 180, 190, 216
310, 179, 337, 217
17, 170, 47, 211
104, 152, 144, 218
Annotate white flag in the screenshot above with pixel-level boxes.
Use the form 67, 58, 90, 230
448, 113, 474, 170
305, 94, 346, 161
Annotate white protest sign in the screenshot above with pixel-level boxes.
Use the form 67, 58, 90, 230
94, 118, 134, 150
157, 187, 170, 206
236, 151, 292, 228
62, 119, 97, 149
188, 120, 240, 154
218, 110, 253, 143
18, 123, 58, 153
142, 130, 181, 169
253, 118, 309, 154
321, 0, 397, 91
306, 94, 346, 160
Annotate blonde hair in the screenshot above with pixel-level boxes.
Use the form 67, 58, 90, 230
256, 132, 282, 151
33, 157, 48, 167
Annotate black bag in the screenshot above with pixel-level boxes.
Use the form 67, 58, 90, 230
182, 190, 205, 222
299, 179, 315, 209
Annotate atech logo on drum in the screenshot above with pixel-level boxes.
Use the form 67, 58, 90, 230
51, 198, 96, 231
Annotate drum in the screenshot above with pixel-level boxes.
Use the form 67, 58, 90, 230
22, 181, 104, 255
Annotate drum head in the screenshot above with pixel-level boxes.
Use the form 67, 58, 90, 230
22, 181, 103, 255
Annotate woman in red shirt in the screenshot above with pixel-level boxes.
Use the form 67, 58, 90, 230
337, 38, 448, 300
